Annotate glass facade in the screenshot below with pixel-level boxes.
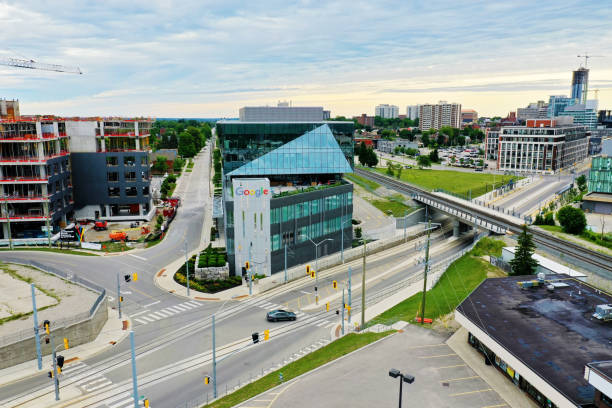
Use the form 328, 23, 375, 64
216, 121, 354, 175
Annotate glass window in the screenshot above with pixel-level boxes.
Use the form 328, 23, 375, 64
272, 234, 280, 251
227, 210, 234, 226
303, 201, 310, 217
227, 238, 234, 254
282, 206, 288, 222
298, 226, 308, 242
254, 212, 257, 229
348, 192, 353, 206
311, 199, 320, 214
260, 213, 263, 231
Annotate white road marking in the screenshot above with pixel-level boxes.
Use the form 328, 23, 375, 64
300, 291, 312, 295
186, 301, 201, 307
173, 304, 189, 311
143, 300, 160, 307
128, 254, 147, 261
166, 306, 183, 313
151, 311, 168, 318
82, 380, 113, 392
162, 308, 178, 315
140, 316, 155, 322
74, 373, 102, 385
146, 314, 161, 321
153, 310, 170, 318
179, 303, 196, 309
130, 310, 150, 318
134, 318, 147, 325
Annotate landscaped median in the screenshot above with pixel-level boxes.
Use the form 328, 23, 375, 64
202, 331, 394, 408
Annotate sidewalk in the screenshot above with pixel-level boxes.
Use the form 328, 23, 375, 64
0, 307, 129, 388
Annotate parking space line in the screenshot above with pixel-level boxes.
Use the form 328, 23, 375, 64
405, 343, 447, 349
450, 388, 493, 397
417, 353, 457, 358
434, 364, 466, 369
440, 375, 480, 382
480, 404, 508, 408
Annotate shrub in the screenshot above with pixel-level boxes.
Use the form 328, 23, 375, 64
556, 206, 586, 235
354, 227, 362, 239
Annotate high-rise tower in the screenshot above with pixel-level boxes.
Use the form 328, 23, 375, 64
571, 68, 589, 104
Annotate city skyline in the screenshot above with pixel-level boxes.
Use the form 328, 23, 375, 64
1, 1, 612, 118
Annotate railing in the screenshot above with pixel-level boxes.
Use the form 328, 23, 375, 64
0, 260, 106, 347
0, 177, 48, 183
0, 195, 49, 201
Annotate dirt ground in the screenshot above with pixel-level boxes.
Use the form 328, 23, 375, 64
82, 215, 158, 242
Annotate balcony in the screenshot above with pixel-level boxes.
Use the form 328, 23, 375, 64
0, 194, 50, 203
0, 177, 48, 184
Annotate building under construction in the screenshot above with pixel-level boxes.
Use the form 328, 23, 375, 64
0, 100, 153, 245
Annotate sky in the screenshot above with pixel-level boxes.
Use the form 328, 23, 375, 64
1, 0, 612, 118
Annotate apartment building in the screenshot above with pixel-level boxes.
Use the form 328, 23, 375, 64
406, 105, 420, 120
418, 101, 462, 131
0, 115, 73, 242
497, 119, 588, 173
484, 128, 500, 160
69, 118, 154, 221
375, 104, 399, 119
354, 114, 375, 128
0, 99, 20, 120
461, 109, 478, 125
516, 101, 548, 121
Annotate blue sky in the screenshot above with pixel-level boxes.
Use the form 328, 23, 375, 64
1, 0, 612, 118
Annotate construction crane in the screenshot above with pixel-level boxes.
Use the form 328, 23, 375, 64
577, 53, 603, 68
0, 56, 82, 74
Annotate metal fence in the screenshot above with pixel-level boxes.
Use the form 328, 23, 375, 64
0, 260, 106, 347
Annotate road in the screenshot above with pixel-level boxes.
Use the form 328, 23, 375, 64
0, 139, 474, 408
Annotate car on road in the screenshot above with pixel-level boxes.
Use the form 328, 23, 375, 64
267, 310, 296, 322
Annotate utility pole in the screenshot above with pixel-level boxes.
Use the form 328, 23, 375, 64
51, 333, 59, 401
348, 266, 352, 324
403, 209, 407, 242
284, 243, 287, 283
130, 331, 139, 408
31, 283, 42, 370
361, 238, 367, 329
116, 273, 122, 319
212, 314, 217, 399
341, 289, 345, 336
185, 241, 190, 296
420, 217, 432, 325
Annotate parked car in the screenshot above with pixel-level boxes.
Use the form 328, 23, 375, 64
266, 310, 297, 322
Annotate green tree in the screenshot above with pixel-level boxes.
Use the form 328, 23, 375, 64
421, 134, 430, 147
153, 156, 168, 173
556, 206, 587, 234
576, 175, 587, 192
399, 129, 413, 140
429, 148, 439, 163
509, 225, 539, 276
178, 132, 196, 157
357, 142, 368, 166
396, 166, 402, 179
386, 161, 395, 176
365, 147, 378, 167
417, 155, 431, 169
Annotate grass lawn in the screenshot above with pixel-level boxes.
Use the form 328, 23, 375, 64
344, 173, 380, 191
366, 194, 415, 217
371, 167, 519, 198
203, 331, 394, 408
368, 238, 506, 327
0, 247, 98, 256
538, 224, 612, 253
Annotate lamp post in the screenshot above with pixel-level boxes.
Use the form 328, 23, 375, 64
304, 236, 333, 305
388, 369, 415, 408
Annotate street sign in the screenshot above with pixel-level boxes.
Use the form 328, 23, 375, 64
60, 229, 78, 241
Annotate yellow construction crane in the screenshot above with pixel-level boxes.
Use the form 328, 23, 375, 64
0, 56, 82, 74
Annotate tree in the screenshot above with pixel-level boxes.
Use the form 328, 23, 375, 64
557, 206, 587, 234
365, 147, 378, 167
153, 156, 168, 173
396, 166, 402, 179
576, 175, 587, 192
399, 129, 413, 140
429, 148, 439, 163
417, 155, 431, 169
178, 132, 196, 157
357, 142, 368, 166
421, 134, 430, 147
386, 161, 395, 176
509, 225, 539, 276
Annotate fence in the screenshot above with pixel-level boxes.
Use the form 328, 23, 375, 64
0, 260, 106, 347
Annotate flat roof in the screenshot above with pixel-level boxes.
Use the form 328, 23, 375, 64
588, 360, 612, 382
457, 274, 612, 406
583, 192, 612, 203
502, 247, 586, 279
216, 120, 353, 124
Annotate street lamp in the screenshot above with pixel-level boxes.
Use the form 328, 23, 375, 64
303, 235, 333, 305
388, 369, 414, 408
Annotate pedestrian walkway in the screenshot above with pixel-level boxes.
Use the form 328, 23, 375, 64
130, 300, 203, 326
93, 392, 151, 408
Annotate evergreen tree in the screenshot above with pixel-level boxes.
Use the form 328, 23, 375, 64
510, 225, 539, 276
357, 142, 368, 166
365, 147, 378, 167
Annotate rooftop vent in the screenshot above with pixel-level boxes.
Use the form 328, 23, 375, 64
592, 304, 612, 321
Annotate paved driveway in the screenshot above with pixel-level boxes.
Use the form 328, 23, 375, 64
237, 325, 509, 408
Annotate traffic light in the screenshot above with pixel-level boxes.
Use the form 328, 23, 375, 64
264, 329, 269, 341
132, 272, 138, 282
306, 265, 310, 275
45, 337, 50, 344
124, 274, 131, 282
56, 355, 64, 369
310, 271, 315, 279
43, 320, 50, 334
56, 366, 62, 374
47, 371, 53, 378
245, 261, 250, 270
332, 280, 337, 290
204, 376, 210, 385
326, 302, 329, 312
63, 337, 69, 350
252, 332, 259, 344
119, 296, 124, 302
144, 399, 149, 408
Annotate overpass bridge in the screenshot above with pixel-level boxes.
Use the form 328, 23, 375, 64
355, 168, 612, 276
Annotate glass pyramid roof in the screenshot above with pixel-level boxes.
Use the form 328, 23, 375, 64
227, 124, 353, 176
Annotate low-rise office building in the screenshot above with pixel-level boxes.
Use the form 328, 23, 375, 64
583, 155, 612, 214
456, 274, 612, 408
240, 104, 327, 122
376, 139, 418, 153
497, 119, 588, 173
216, 119, 354, 277
584, 361, 612, 408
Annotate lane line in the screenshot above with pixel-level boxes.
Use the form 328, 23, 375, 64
418, 353, 457, 359
134, 318, 147, 325
128, 254, 147, 261
130, 310, 150, 318
143, 300, 160, 307
450, 388, 493, 397
440, 375, 480, 382
434, 364, 466, 369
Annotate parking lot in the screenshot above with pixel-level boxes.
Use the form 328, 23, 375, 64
238, 325, 509, 408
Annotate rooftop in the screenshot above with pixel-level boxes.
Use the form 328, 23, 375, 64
587, 360, 612, 382
583, 192, 612, 203
456, 274, 612, 406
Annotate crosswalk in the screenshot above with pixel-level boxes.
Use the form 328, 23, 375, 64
95, 392, 150, 408
253, 300, 336, 328
60, 361, 113, 393
131, 300, 202, 326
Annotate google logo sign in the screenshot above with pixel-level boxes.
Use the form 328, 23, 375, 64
235, 187, 270, 197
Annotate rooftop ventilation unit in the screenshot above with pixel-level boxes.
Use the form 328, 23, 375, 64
592, 304, 612, 321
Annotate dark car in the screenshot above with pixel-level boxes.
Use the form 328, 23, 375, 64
266, 310, 296, 322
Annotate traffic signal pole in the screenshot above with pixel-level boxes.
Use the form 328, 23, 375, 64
51, 333, 59, 401
130, 331, 139, 408
361, 239, 367, 329
212, 314, 217, 399
348, 267, 352, 324
185, 241, 190, 296
116, 273, 122, 319
31, 283, 42, 370
420, 217, 432, 325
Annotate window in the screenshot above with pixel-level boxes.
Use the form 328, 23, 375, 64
272, 234, 280, 251
140, 156, 148, 165
271, 208, 279, 224
227, 238, 234, 254
311, 199, 320, 214
298, 226, 308, 242
254, 212, 257, 229
260, 213, 263, 231
125, 171, 137, 182
108, 187, 120, 197
107, 172, 119, 182
125, 187, 137, 196
106, 156, 118, 166
124, 156, 136, 166
142, 186, 149, 196
227, 210, 234, 227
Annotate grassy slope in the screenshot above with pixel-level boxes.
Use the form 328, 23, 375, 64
344, 173, 380, 191
368, 238, 506, 326
203, 331, 393, 408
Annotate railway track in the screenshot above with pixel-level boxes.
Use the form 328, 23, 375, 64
355, 168, 612, 274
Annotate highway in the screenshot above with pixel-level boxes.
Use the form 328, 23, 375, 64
355, 168, 612, 279
0, 143, 472, 408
